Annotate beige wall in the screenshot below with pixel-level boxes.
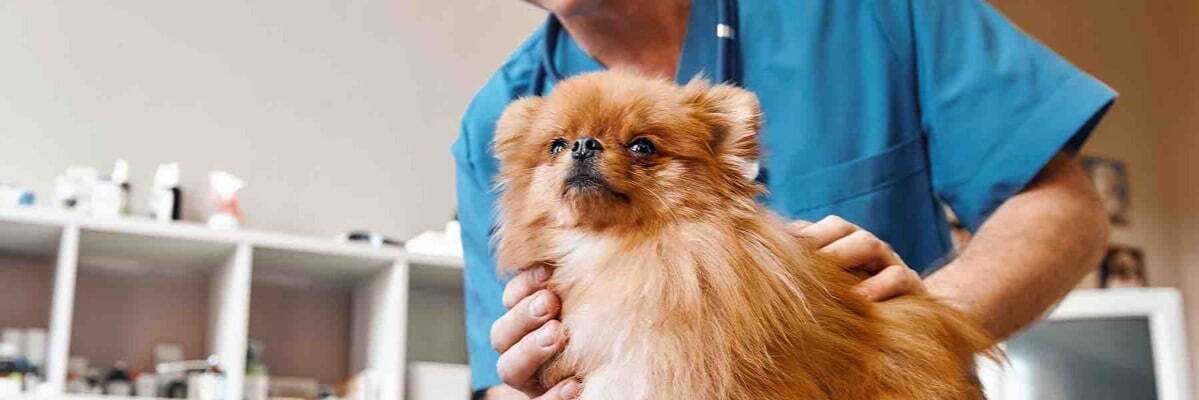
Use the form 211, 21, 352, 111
992, 0, 1180, 287
0, 0, 544, 239
992, 0, 1199, 393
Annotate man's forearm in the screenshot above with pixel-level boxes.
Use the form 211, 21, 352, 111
925, 152, 1110, 341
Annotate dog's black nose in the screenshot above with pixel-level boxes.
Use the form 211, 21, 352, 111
572, 137, 603, 160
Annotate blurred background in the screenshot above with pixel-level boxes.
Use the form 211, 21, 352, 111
0, 1, 1196, 399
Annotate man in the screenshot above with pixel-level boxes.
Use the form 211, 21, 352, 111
453, 0, 1114, 398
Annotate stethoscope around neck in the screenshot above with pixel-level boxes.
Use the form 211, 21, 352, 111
532, 0, 741, 96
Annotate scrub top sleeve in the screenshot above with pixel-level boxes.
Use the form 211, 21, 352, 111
452, 98, 507, 393
899, 0, 1116, 231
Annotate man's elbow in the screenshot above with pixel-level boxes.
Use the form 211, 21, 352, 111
1058, 155, 1111, 267
1032, 152, 1111, 269
1077, 186, 1111, 265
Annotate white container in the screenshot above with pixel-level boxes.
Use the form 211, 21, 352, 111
135, 374, 157, 397
0, 329, 22, 358
0, 375, 22, 397
243, 374, 268, 400
407, 362, 470, 400
106, 380, 132, 396
91, 181, 124, 217
187, 372, 225, 400
23, 328, 46, 368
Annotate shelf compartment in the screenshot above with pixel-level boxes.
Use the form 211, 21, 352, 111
0, 222, 61, 396
68, 227, 248, 400
0, 255, 56, 334
0, 218, 64, 330
0, 217, 76, 394
405, 255, 466, 373
248, 245, 402, 399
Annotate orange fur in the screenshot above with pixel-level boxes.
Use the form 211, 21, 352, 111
493, 70, 994, 400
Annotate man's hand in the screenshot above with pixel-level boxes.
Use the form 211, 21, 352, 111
487, 266, 582, 400
790, 216, 926, 301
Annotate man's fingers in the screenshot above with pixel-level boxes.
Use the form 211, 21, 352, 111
503, 266, 552, 309
497, 320, 567, 395
796, 215, 858, 248
854, 264, 925, 301
785, 219, 814, 237
482, 385, 531, 400
491, 289, 560, 353
819, 230, 899, 273
536, 377, 583, 400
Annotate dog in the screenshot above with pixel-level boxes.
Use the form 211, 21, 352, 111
492, 70, 993, 400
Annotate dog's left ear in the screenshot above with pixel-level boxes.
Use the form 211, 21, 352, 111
686, 81, 763, 181
493, 96, 545, 162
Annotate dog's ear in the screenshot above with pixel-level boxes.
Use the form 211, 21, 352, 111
493, 96, 546, 162
685, 81, 762, 181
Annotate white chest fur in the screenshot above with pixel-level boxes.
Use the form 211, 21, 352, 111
547, 230, 716, 400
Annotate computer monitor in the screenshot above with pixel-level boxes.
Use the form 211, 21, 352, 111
979, 288, 1192, 400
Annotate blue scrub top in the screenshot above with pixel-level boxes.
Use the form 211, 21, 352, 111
452, 0, 1114, 391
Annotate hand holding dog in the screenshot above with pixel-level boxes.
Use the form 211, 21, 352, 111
488, 265, 581, 400
790, 215, 928, 302
489, 215, 926, 399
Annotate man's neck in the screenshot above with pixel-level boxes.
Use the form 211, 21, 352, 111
556, 0, 692, 79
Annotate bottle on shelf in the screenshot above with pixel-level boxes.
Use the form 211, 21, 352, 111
156, 358, 205, 399
0, 342, 23, 396
65, 356, 90, 394
150, 162, 183, 222
23, 328, 46, 394
105, 360, 134, 395
135, 372, 158, 398
316, 384, 337, 400
93, 160, 131, 218
244, 341, 269, 400
85, 365, 104, 394
185, 355, 225, 400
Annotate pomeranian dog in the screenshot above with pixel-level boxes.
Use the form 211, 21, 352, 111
492, 70, 993, 400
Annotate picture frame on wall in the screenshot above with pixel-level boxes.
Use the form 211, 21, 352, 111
1080, 156, 1131, 226
1100, 245, 1147, 289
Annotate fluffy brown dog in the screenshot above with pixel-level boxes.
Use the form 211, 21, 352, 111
492, 70, 993, 400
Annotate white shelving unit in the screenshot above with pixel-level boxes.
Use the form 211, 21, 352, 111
0, 209, 467, 400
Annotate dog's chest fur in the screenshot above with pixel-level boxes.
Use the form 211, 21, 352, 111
544, 228, 741, 400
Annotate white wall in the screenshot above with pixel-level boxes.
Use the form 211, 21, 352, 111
0, 0, 543, 239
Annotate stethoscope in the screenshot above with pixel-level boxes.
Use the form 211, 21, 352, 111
532, 0, 741, 96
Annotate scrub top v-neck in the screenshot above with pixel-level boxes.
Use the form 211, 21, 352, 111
452, 0, 1115, 392
545, 0, 724, 88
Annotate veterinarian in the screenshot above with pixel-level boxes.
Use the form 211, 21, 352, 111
453, 0, 1114, 398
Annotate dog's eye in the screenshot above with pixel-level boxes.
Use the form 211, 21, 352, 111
628, 137, 655, 156
549, 138, 569, 155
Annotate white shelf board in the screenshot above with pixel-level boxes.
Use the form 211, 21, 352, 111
16, 395, 170, 400
407, 253, 465, 269
77, 228, 237, 274
252, 245, 394, 288
0, 217, 62, 257
0, 209, 470, 279
246, 230, 403, 261
0, 208, 417, 269
407, 253, 464, 291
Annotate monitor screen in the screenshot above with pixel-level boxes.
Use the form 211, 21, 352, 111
1006, 316, 1158, 399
